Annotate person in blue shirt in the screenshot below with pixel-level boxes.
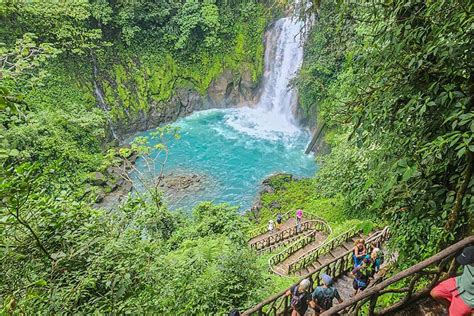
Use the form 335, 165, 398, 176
312, 273, 343, 313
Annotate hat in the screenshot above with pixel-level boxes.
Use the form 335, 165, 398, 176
456, 246, 474, 265
321, 273, 333, 286
296, 209, 303, 218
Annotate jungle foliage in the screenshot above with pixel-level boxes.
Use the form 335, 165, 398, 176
0, 0, 275, 313
298, 0, 473, 264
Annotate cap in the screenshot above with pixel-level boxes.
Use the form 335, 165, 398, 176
321, 273, 333, 286
456, 246, 474, 265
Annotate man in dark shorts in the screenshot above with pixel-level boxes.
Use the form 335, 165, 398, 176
351, 257, 371, 296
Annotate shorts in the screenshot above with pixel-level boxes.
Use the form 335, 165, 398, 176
353, 279, 368, 291
431, 277, 473, 316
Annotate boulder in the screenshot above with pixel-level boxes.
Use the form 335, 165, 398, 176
269, 201, 281, 209
106, 180, 118, 192
122, 181, 133, 193
91, 172, 107, 186
95, 189, 106, 203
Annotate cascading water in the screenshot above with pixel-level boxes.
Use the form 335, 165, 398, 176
226, 17, 304, 140
133, 15, 316, 211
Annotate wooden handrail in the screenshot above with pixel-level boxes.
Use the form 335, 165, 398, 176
243, 227, 390, 315
321, 235, 474, 315
249, 216, 329, 252
268, 220, 332, 276
247, 211, 325, 240
287, 227, 359, 275
247, 209, 294, 239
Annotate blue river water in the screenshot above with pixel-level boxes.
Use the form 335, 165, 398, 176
134, 107, 317, 211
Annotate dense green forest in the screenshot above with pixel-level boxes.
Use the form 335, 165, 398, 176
296, 0, 473, 263
1, 0, 473, 314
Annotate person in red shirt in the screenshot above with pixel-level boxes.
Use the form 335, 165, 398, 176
430, 246, 474, 316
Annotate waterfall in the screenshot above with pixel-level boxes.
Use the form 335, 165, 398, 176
224, 15, 305, 141
258, 17, 304, 125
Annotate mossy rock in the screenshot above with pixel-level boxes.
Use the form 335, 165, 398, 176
262, 173, 294, 191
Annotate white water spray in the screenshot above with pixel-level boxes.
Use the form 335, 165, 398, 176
224, 15, 305, 141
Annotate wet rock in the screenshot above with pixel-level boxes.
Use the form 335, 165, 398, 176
269, 201, 281, 209
105, 66, 262, 141
261, 185, 275, 194
95, 189, 106, 203
91, 172, 107, 186
239, 67, 258, 101
106, 180, 118, 192
122, 181, 133, 193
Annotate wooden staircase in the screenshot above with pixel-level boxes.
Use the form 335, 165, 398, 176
242, 227, 391, 316
319, 236, 474, 316
287, 229, 364, 276
248, 218, 331, 253
270, 231, 328, 275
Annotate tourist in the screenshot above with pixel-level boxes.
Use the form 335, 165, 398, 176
296, 209, 303, 233
430, 245, 474, 316
276, 213, 283, 230
286, 279, 316, 316
312, 273, 343, 313
351, 257, 371, 296
369, 247, 382, 277
353, 238, 367, 267
268, 220, 274, 233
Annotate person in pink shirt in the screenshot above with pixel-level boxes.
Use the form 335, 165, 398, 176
296, 209, 303, 232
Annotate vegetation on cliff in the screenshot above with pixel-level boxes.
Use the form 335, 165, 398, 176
1, 1, 274, 313
297, 1, 473, 264
1, 0, 473, 313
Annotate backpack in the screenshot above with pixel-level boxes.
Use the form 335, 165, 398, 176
228, 309, 240, 316
276, 214, 282, 223
290, 287, 305, 310
318, 287, 335, 311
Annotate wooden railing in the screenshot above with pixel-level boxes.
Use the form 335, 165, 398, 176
249, 220, 327, 252
243, 227, 390, 316
268, 220, 332, 276
247, 211, 324, 240
287, 227, 359, 275
248, 210, 294, 240
321, 235, 474, 316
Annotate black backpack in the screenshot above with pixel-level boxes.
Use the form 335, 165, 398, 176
290, 287, 305, 310
318, 287, 334, 311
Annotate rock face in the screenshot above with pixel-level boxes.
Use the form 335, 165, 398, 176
110, 67, 260, 139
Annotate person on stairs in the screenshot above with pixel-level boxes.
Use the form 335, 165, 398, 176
276, 212, 283, 230
286, 278, 316, 316
312, 274, 343, 314
430, 245, 474, 316
369, 247, 382, 277
296, 209, 303, 233
351, 257, 371, 296
268, 220, 274, 234
353, 239, 367, 267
